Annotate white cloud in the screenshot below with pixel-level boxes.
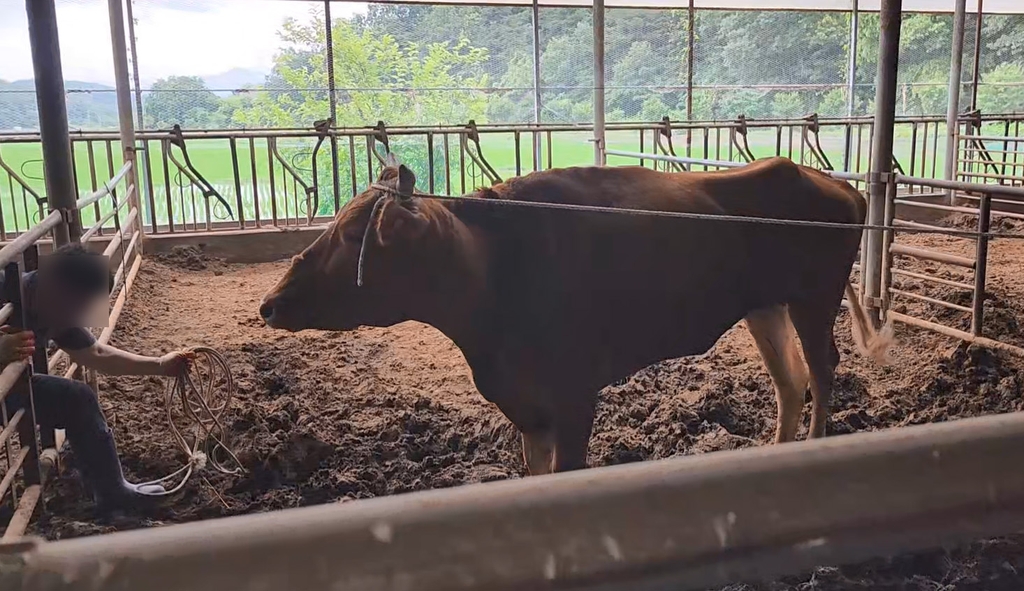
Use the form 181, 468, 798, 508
0, 0, 367, 85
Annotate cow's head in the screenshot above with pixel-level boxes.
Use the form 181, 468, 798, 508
260, 154, 485, 336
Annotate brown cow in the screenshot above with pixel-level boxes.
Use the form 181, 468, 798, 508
260, 156, 891, 474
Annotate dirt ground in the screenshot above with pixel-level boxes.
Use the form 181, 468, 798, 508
19, 216, 1024, 589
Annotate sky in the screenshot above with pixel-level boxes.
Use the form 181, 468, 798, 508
0, 0, 367, 86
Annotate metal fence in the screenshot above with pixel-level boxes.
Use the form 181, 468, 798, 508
0, 161, 143, 543
3, 111, 1023, 237
1, 1, 1023, 134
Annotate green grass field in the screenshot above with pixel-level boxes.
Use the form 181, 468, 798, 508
0, 126, 954, 235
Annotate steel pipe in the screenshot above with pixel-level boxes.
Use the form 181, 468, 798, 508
19, 410, 1024, 590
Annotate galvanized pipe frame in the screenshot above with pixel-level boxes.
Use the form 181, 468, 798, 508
12, 409, 1024, 591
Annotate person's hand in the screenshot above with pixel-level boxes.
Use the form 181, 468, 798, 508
158, 350, 196, 376
0, 326, 35, 365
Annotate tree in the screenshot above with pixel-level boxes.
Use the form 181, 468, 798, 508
144, 76, 222, 129
230, 14, 490, 128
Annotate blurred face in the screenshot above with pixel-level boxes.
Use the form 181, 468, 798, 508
34, 274, 98, 329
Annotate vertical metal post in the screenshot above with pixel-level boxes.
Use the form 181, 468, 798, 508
971, 192, 991, 337
108, 0, 142, 249
592, 0, 606, 166
124, 0, 151, 223
844, 0, 859, 172
531, 0, 543, 171
686, 0, 695, 157
864, 0, 902, 326
969, 0, 983, 111
324, 0, 341, 212
25, 0, 78, 245
944, 0, 967, 205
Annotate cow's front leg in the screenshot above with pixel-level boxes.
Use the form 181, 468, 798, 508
521, 430, 556, 475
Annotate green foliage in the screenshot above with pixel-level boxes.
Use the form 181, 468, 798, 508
977, 63, 1024, 114
228, 15, 490, 128
144, 76, 222, 128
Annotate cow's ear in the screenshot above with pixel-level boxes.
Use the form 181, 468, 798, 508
397, 164, 416, 197
376, 198, 429, 247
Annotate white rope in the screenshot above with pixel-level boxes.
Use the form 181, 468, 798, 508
138, 346, 244, 496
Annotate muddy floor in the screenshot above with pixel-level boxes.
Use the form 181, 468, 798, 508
15, 216, 1024, 589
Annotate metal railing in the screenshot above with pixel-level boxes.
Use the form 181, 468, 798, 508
3, 112, 1023, 237
0, 161, 143, 542
13, 409, 1024, 590
0, 210, 62, 542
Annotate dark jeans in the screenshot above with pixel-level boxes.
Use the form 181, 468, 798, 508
3, 374, 107, 437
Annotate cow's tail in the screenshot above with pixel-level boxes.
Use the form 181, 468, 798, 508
844, 282, 894, 365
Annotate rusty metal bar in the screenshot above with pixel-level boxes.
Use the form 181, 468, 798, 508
19, 410, 1024, 589
890, 243, 975, 269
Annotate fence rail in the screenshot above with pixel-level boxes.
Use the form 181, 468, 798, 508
12, 409, 1024, 591
3, 112, 1023, 238
0, 160, 143, 542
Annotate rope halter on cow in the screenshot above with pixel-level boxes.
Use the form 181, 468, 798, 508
138, 346, 245, 496
357, 152, 416, 287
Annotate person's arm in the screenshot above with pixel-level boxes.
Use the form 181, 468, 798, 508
58, 328, 193, 376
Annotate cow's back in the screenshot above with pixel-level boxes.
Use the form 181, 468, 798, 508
455, 159, 863, 392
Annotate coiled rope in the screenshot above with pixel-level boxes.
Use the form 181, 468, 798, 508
138, 346, 244, 496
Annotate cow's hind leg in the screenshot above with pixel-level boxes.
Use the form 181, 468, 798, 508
521, 430, 556, 475
745, 305, 808, 443
788, 300, 842, 439
552, 395, 596, 472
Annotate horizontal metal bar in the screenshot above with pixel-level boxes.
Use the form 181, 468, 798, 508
958, 170, 1024, 183
606, 150, 868, 182
21, 410, 1024, 590
81, 186, 133, 243
0, 302, 13, 325
889, 243, 976, 268
959, 158, 1024, 168
101, 230, 123, 259
892, 218, 949, 232
3, 483, 41, 542
897, 173, 1024, 199
888, 312, 1024, 357
0, 447, 30, 504
893, 199, 980, 215
0, 408, 25, 448
607, 150, 743, 170
890, 288, 973, 314
0, 211, 63, 268
891, 268, 974, 291
960, 134, 1024, 142
74, 163, 131, 210
0, 360, 27, 404
111, 232, 141, 289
